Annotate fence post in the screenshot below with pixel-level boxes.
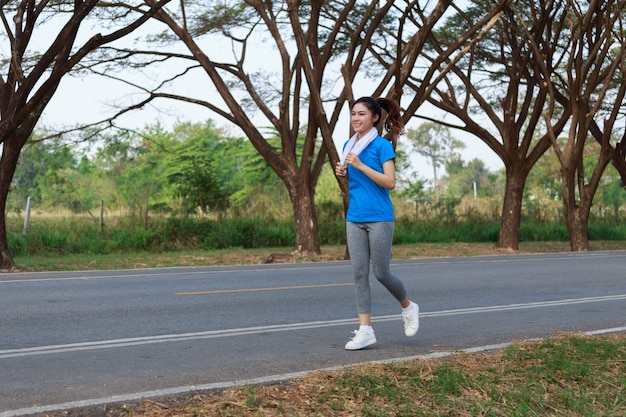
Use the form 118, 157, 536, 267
23, 196, 32, 235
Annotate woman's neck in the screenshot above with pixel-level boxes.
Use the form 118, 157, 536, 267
356, 127, 374, 140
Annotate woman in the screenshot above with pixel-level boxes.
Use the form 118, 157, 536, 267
334, 96, 419, 350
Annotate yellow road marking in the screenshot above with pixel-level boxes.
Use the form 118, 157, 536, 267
176, 282, 353, 296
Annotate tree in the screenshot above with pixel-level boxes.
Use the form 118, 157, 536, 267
161, 123, 230, 216
406, 122, 465, 190
115, 0, 507, 257
92, 128, 166, 225
523, 147, 562, 221
540, 0, 626, 251
286, 0, 508, 250
117, 0, 435, 254
445, 157, 496, 199
597, 173, 626, 222
93, 129, 140, 209
307, 0, 509, 189
125, 0, 331, 254
402, 0, 571, 251
399, 175, 428, 221
10, 136, 75, 208
0, 0, 171, 269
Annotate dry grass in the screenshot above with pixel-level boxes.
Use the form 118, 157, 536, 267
46, 333, 626, 417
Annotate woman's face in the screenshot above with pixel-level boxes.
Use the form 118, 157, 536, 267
351, 103, 379, 137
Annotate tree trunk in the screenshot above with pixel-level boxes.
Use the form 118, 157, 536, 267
287, 173, 321, 255
0, 137, 26, 270
561, 171, 590, 252
559, 146, 611, 252
565, 208, 590, 252
496, 165, 528, 251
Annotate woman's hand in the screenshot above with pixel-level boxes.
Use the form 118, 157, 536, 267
338, 154, 396, 190
335, 161, 347, 177
343, 152, 363, 170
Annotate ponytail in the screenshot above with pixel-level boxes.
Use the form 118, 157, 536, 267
376, 97, 405, 138
352, 96, 405, 140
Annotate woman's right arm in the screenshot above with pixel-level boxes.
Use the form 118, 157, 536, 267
335, 162, 347, 177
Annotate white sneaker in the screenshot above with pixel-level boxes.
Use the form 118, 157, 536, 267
344, 330, 377, 350
402, 302, 420, 337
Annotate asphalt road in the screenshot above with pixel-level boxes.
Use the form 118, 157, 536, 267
1, 250, 626, 416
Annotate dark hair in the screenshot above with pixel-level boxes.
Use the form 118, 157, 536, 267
352, 96, 405, 138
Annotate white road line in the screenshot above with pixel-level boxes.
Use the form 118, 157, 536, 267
2, 294, 625, 359
2, 325, 625, 417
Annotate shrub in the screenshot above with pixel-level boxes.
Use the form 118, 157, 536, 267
7, 211, 626, 257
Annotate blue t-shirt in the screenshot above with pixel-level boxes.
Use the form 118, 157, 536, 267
344, 136, 395, 222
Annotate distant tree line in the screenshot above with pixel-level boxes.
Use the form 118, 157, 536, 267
11, 121, 626, 231
10, 122, 281, 222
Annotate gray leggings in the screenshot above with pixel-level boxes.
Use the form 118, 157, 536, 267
346, 221, 407, 314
